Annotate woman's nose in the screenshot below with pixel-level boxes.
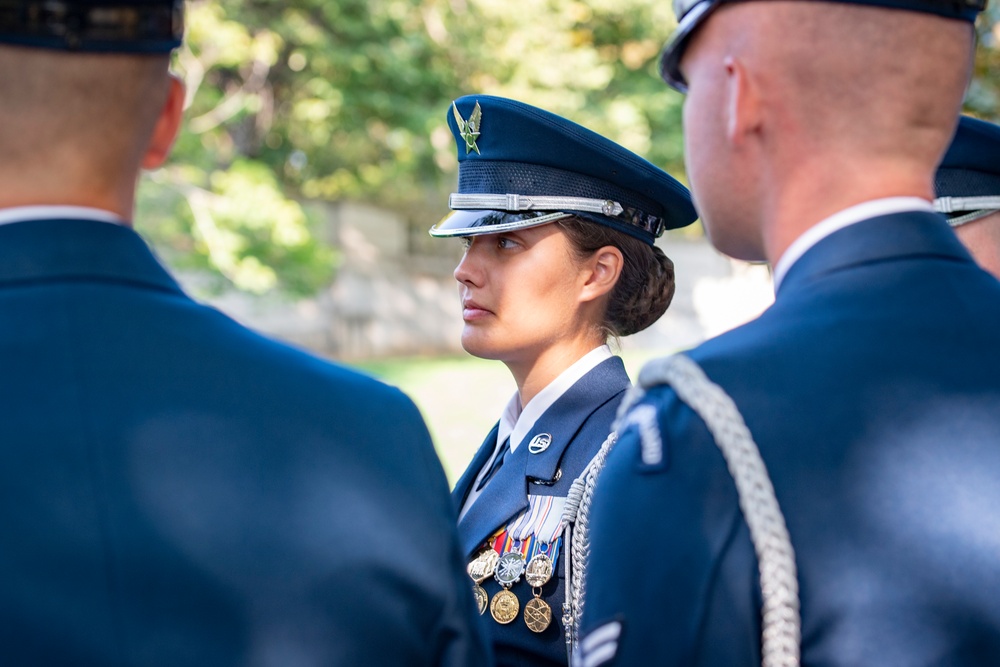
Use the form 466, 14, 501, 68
454, 239, 482, 286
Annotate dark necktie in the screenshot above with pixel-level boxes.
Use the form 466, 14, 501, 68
475, 437, 511, 491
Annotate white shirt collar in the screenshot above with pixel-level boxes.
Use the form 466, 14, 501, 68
0, 206, 126, 228
457, 344, 614, 522
772, 197, 934, 292
498, 344, 613, 453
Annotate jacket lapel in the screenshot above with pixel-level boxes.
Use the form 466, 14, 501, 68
524, 356, 630, 484
457, 438, 530, 556
456, 356, 631, 557
451, 423, 500, 511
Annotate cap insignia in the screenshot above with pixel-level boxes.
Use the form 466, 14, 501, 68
453, 101, 482, 155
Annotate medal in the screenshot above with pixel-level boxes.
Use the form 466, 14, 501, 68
472, 583, 488, 615
524, 596, 552, 633
467, 548, 499, 583
525, 552, 554, 587
489, 551, 525, 625
523, 551, 555, 632
494, 551, 525, 586
490, 588, 520, 624
467, 548, 498, 617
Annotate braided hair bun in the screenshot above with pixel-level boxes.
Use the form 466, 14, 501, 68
558, 217, 676, 338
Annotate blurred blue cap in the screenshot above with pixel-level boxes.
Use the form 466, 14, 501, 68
660, 0, 986, 93
0, 0, 183, 53
935, 115, 1000, 227
429, 94, 697, 246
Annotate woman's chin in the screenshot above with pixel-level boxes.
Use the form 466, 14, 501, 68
461, 331, 505, 361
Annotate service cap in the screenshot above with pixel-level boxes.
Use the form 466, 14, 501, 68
660, 0, 986, 93
0, 0, 183, 53
935, 115, 1000, 227
429, 95, 697, 246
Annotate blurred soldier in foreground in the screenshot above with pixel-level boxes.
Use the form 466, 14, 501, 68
578, 0, 1000, 665
0, 2, 488, 665
935, 115, 1000, 279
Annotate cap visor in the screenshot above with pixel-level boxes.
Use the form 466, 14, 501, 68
429, 209, 572, 238
660, 1, 717, 92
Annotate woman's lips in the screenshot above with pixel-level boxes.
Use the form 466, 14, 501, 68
462, 299, 493, 321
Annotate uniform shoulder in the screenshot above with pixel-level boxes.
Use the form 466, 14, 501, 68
181, 299, 417, 410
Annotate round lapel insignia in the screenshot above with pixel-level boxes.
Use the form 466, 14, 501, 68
528, 433, 552, 454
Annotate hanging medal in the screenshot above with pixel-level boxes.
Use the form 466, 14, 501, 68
491, 550, 525, 624
523, 549, 554, 633
466, 548, 499, 616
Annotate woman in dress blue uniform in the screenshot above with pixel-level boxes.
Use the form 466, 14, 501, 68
430, 95, 697, 666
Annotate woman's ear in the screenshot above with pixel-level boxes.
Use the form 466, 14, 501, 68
580, 245, 624, 303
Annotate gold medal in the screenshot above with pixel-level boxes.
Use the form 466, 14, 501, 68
524, 596, 552, 633
490, 588, 520, 624
467, 548, 499, 584
472, 583, 488, 615
525, 552, 554, 588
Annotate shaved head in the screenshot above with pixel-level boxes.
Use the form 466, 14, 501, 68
755, 3, 973, 165
0, 46, 172, 205
678, 1, 976, 262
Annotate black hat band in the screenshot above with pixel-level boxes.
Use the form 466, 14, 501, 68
0, 0, 183, 51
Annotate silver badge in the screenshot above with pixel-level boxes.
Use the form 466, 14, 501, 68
452, 101, 482, 155
528, 433, 552, 454
494, 551, 526, 586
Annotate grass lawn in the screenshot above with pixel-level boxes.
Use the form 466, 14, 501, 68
352, 347, 680, 485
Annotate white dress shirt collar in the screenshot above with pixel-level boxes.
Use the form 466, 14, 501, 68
458, 344, 614, 522
0, 206, 126, 228
772, 197, 934, 292
498, 344, 613, 453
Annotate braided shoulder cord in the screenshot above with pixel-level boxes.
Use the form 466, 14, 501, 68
637, 354, 800, 667
560, 430, 617, 662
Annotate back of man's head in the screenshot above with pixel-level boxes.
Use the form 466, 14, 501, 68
0, 0, 183, 211
666, 0, 979, 261
756, 3, 974, 171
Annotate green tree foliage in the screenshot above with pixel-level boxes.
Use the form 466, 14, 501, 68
970, 7, 1000, 122
139, 0, 999, 294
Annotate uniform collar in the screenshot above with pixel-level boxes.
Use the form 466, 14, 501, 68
0, 205, 127, 227
776, 209, 974, 297
772, 197, 934, 291
456, 356, 630, 556
0, 217, 183, 297
498, 344, 614, 453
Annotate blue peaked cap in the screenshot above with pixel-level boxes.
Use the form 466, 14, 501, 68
0, 0, 183, 53
935, 115, 1000, 227
429, 95, 697, 246
660, 0, 986, 92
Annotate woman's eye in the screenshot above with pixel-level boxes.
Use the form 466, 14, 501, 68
497, 237, 517, 249
460, 237, 472, 250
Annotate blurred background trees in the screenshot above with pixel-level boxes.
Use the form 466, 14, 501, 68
139, 0, 1000, 294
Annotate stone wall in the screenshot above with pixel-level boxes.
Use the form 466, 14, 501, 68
180, 202, 775, 359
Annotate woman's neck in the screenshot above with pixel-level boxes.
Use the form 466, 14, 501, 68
506, 336, 606, 407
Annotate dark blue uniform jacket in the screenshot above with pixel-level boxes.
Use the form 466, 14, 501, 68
454, 357, 630, 667
0, 218, 490, 667
582, 211, 1000, 666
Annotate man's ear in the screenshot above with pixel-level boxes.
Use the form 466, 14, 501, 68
723, 55, 761, 146
141, 73, 185, 170
580, 245, 624, 303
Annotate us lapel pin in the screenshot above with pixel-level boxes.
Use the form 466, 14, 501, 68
528, 433, 552, 454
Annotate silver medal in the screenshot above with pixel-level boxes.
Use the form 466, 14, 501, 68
494, 551, 526, 587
